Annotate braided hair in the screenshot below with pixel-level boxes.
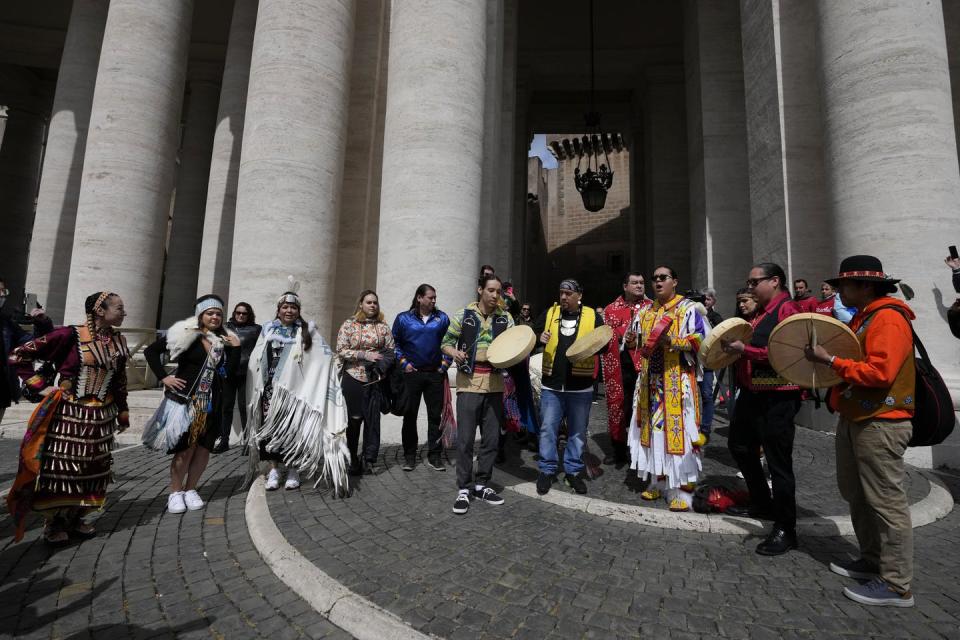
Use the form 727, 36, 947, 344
84, 291, 117, 335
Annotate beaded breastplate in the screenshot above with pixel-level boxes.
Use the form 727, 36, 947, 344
71, 325, 130, 400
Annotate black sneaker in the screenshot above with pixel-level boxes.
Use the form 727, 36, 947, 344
830, 558, 880, 581
402, 455, 416, 471
452, 491, 470, 514
425, 455, 446, 471
536, 472, 555, 495
472, 486, 504, 505
564, 473, 588, 495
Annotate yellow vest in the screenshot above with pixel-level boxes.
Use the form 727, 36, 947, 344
542, 304, 596, 378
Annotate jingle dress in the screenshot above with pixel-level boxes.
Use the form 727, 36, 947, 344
7, 325, 130, 541
628, 295, 707, 489
141, 318, 237, 454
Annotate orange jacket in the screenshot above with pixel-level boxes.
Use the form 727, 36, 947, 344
828, 297, 915, 420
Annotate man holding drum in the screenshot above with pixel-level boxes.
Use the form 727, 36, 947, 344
532, 279, 600, 495
442, 275, 514, 515
720, 262, 804, 555
600, 272, 651, 465
803, 255, 916, 608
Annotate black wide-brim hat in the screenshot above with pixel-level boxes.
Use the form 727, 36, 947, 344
825, 255, 900, 292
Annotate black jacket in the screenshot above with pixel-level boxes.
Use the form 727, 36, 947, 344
144, 334, 239, 395
225, 320, 261, 377
1, 313, 54, 409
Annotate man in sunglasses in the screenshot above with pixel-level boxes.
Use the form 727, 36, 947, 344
719, 263, 804, 555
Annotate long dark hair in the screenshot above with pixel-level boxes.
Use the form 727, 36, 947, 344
84, 291, 117, 335
232, 301, 256, 324
276, 292, 312, 351
409, 284, 437, 313
755, 262, 787, 291
476, 274, 503, 300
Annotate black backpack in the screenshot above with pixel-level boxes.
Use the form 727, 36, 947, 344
866, 306, 956, 447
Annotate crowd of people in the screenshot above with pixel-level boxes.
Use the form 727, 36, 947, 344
2, 254, 959, 610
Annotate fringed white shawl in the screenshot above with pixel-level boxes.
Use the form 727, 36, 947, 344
245, 321, 350, 493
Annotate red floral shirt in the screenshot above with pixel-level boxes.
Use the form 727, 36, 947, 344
336, 317, 394, 382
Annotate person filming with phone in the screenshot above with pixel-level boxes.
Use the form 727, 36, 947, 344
946, 245, 960, 339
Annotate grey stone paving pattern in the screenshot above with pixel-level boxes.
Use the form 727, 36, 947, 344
0, 437, 22, 488
494, 409, 929, 517
0, 445, 349, 640
266, 402, 960, 639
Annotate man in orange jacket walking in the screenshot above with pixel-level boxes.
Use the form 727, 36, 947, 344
804, 255, 916, 608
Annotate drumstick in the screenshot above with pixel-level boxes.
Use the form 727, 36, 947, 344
810, 319, 818, 389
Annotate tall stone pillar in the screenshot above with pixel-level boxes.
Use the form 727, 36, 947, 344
684, 0, 752, 316
643, 74, 691, 280
740, 0, 832, 283
24, 0, 108, 323
0, 108, 46, 299
64, 0, 193, 326
231, 0, 355, 337
818, 0, 960, 464
479, 0, 504, 269
332, 0, 390, 326
376, 0, 488, 317
195, 0, 258, 301
161, 81, 221, 326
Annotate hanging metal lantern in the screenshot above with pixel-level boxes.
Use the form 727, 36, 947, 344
573, 0, 613, 212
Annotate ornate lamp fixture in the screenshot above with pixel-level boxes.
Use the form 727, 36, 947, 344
574, 0, 613, 213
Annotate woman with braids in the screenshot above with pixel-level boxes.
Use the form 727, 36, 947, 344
247, 288, 350, 493
142, 295, 240, 514
6, 292, 130, 545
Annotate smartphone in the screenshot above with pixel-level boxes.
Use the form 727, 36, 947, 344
950, 245, 959, 260
23, 292, 37, 311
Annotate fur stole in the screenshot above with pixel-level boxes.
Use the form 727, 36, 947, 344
165, 316, 238, 362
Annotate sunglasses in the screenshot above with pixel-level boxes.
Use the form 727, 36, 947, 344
651, 274, 673, 282
746, 276, 774, 288
235, 311, 249, 315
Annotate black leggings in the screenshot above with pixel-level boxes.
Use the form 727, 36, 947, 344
341, 373, 381, 463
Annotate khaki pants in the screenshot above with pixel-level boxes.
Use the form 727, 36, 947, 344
835, 417, 913, 593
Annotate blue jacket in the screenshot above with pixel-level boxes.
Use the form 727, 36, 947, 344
1, 313, 54, 409
392, 309, 451, 371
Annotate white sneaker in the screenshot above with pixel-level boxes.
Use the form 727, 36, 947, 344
284, 468, 300, 490
183, 489, 204, 510
167, 491, 186, 514
265, 468, 280, 491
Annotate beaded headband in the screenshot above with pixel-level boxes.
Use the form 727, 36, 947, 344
94, 291, 111, 311
195, 297, 224, 315
277, 293, 301, 308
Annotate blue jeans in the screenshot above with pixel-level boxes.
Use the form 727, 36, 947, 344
699, 369, 715, 435
538, 388, 592, 475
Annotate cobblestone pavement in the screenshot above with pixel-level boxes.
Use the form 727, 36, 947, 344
1, 438, 21, 488
494, 408, 929, 516
268, 403, 960, 639
0, 443, 349, 640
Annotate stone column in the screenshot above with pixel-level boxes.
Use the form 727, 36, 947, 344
0, 108, 46, 299
740, 0, 833, 283
332, 0, 390, 326
818, 0, 960, 464
376, 0, 487, 318
160, 80, 221, 326
478, 0, 504, 268
231, 0, 355, 337
684, 0, 752, 316
64, 0, 193, 326
195, 0, 258, 301
643, 74, 691, 279
23, 0, 108, 324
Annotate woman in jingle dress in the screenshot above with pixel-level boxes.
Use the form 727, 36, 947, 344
7, 292, 130, 545
142, 295, 239, 514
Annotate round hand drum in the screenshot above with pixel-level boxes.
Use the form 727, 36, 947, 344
768, 313, 862, 388
565, 325, 613, 362
700, 318, 754, 370
486, 325, 536, 369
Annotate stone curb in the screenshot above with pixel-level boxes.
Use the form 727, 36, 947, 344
504, 469, 953, 537
1, 421, 143, 445
245, 476, 434, 640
